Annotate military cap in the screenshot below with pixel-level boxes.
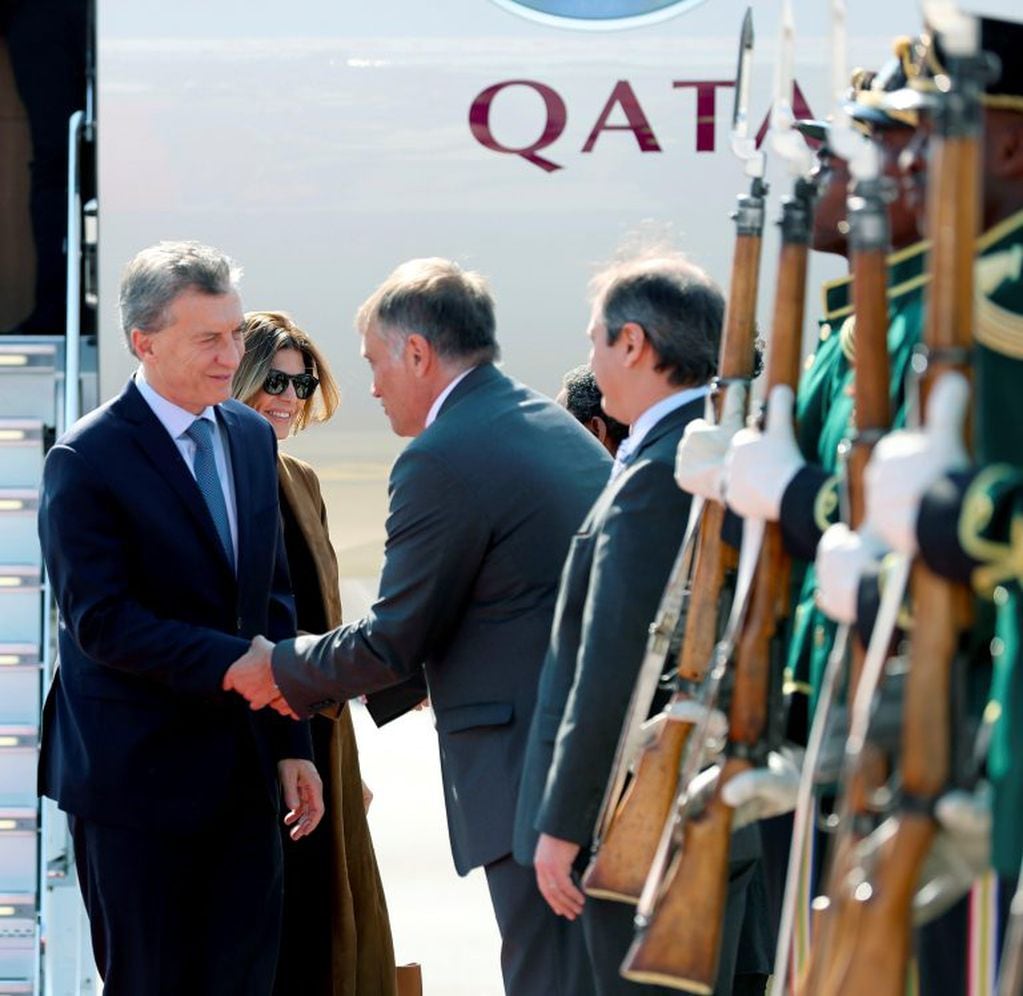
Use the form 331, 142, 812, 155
895, 14, 1023, 112
794, 35, 921, 147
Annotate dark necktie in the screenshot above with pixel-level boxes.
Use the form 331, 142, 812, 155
184, 418, 235, 570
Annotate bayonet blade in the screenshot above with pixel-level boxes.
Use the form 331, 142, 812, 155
773, 0, 795, 114
832, 0, 847, 103
731, 7, 754, 139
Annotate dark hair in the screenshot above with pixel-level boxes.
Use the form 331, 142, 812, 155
356, 257, 500, 365
593, 255, 723, 387
560, 364, 629, 446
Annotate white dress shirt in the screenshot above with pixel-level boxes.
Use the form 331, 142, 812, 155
134, 367, 239, 563
610, 384, 710, 481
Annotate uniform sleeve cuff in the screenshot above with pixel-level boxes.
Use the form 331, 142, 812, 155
780, 464, 837, 562
916, 471, 981, 586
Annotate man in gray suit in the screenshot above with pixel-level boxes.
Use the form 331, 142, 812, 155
514, 253, 771, 995
225, 258, 608, 995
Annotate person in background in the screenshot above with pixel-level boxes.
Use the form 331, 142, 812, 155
557, 364, 629, 458
233, 310, 411, 996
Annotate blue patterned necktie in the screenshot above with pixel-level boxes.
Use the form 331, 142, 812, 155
609, 438, 637, 482
184, 418, 235, 570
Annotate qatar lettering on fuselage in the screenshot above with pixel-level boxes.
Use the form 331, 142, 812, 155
469, 78, 814, 172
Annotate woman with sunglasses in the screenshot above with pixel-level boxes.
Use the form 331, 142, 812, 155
233, 311, 402, 996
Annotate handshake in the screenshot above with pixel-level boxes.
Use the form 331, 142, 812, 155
222, 635, 300, 719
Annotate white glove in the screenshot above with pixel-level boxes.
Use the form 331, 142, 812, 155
814, 523, 885, 624
724, 384, 805, 521
913, 784, 992, 925
675, 382, 748, 501
657, 699, 730, 756
865, 372, 970, 555
720, 746, 803, 829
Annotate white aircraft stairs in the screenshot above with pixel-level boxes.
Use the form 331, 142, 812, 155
0, 335, 100, 996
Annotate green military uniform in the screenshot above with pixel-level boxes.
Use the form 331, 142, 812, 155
916, 209, 1023, 879
781, 241, 929, 718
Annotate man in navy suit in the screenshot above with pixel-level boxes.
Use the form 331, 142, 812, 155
224, 257, 610, 995
37, 241, 323, 996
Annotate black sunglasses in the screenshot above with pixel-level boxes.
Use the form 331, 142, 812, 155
263, 369, 319, 400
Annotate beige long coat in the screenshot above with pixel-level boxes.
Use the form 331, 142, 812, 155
278, 452, 399, 996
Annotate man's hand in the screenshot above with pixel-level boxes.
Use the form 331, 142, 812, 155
675, 382, 747, 500
278, 758, 325, 841
815, 523, 884, 624
534, 833, 584, 920
223, 635, 298, 718
865, 372, 970, 555
724, 384, 805, 521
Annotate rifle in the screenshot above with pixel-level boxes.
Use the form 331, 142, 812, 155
581, 6, 766, 907
773, 4, 895, 990
998, 852, 1023, 996
620, 5, 813, 988
810, 13, 986, 995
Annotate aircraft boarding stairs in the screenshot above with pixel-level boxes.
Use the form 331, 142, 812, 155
0, 335, 99, 995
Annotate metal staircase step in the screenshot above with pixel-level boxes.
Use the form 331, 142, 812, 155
0, 810, 36, 896
0, 423, 46, 491
0, 645, 41, 727
0, 343, 59, 423
0, 729, 39, 810
0, 492, 40, 569
0, 892, 36, 985
0, 571, 42, 648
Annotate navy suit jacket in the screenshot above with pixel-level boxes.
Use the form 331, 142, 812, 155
38, 379, 310, 833
271, 364, 610, 873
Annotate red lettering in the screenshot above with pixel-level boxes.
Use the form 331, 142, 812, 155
672, 80, 735, 152
581, 81, 661, 154
468, 80, 567, 173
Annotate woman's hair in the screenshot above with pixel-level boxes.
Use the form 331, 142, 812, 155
232, 311, 341, 433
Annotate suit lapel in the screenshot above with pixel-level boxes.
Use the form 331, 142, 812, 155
631, 397, 704, 462
116, 382, 236, 579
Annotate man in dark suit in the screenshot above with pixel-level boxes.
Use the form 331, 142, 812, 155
37, 241, 323, 996
514, 254, 770, 995
224, 257, 610, 995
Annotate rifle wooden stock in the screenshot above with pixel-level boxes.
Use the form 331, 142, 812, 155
794, 744, 894, 996
583, 224, 761, 904
582, 714, 696, 903
792, 193, 893, 996
847, 243, 891, 533
815, 76, 982, 996
808, 815, 932, 996
622, 759, 744, 993
623, 188, 809, 990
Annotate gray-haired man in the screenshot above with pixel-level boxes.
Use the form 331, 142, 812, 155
38, 241, 321, 995
226, 257, 609, 995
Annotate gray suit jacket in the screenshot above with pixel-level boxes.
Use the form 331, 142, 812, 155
514, 397, 761, 871
272, 364, 610, 873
